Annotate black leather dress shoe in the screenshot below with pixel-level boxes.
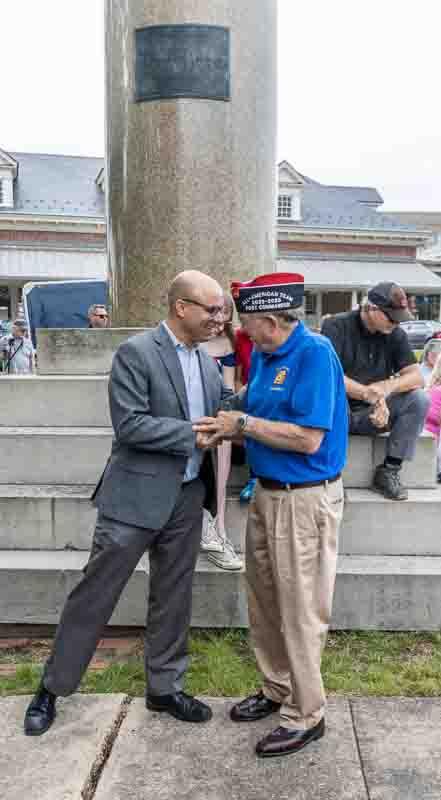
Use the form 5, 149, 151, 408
256, 718, 325, 758
230, 691, 281, 722
146, 691, 212, 723
24, 685, 57, 736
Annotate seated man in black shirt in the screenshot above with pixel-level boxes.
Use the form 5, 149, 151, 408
322, 282, 429, 500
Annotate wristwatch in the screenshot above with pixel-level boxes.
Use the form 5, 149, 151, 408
236, 413, 249, 434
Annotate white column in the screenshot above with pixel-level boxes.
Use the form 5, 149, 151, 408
9, 286, 19, 320
351, 290, 358, 309
316, 291, 322, 319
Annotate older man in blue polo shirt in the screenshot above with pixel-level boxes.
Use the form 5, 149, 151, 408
194, 273, 348, 759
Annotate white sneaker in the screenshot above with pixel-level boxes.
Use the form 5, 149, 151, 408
206, 538, 243, 571
200, 511, 224, 553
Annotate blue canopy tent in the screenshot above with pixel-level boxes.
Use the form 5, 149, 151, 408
23, 280, 108, 346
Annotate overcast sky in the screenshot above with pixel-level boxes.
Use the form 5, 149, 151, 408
1, 0, 440, 210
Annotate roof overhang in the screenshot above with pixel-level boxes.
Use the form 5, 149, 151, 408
277, 225, 431, 246
0, 149, 18, 179
277, 258, 441, 293
0, 248, 107, 283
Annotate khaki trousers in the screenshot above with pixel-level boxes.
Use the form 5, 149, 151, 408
246, 478, 344, 729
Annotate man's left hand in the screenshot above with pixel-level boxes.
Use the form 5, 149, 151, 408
193, 411, 243, 441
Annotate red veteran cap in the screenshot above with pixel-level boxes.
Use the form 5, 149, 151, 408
231, 273, 304, 314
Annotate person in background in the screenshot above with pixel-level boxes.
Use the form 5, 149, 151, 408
200, 295, 243, 570
0, 319, 34, 374
322, 282, 428, 501
235, 325, 256, 503
419, 339, 441, 386
88, 304, 109, 329
424, 352, 441, 482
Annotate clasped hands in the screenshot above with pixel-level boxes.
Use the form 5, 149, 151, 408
363, 381, 391, 429
194, 411, 243, 450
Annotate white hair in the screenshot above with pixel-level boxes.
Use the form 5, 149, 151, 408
422, 339, 441, 366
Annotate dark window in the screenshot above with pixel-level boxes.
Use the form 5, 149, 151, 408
414, 294, 441, 321
305, 292, 317, 315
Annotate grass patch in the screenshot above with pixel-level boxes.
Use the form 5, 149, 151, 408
2, 630, 441, 698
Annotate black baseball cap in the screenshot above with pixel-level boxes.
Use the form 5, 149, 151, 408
367, 282, 414, 323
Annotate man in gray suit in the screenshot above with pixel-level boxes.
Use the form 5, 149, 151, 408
24, 270, 233, 735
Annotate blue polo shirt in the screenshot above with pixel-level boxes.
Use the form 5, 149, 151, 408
245, 322, 348, 483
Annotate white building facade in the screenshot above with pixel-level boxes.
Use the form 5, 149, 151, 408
0, 150, 106, 320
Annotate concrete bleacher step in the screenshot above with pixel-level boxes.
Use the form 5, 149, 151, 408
345, 432, 437, 488
0, 551, 247, 628
2, 550, 441, 630
0, 376, 111, 427
3, 484, 441, 557
340, 488, 441, 555
226, 487, 441, 556
0, 486, 96, 550
0, 428, 437, 488
0, 428, 112, 485
334, 555, 441, 630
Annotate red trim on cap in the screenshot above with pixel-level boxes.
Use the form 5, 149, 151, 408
230, 272, 304, 292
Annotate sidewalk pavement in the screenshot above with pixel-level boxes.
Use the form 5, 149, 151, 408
1, 694, 441, 799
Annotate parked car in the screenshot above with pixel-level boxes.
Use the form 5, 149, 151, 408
400, 320, 441, 350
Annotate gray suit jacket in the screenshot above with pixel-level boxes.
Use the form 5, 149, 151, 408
93, 323, 234, 529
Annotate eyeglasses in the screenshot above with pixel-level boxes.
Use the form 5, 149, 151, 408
180, 298, 225, 317
94, 314, 108, 319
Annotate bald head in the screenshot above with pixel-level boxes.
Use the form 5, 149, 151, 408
168, 270, 223, 310
166, 270, 225, 346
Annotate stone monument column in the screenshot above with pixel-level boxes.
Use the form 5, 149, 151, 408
106, 0, 277, 326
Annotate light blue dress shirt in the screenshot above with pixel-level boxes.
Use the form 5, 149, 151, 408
162, 322, 206, 482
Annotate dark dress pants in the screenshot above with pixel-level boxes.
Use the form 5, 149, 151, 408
349, 389, 429, 461
43, 478, 205, 696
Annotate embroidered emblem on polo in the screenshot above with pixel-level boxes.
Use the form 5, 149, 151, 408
273, 368, 289, 386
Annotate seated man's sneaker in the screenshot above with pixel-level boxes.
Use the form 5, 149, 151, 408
146, 691, 212, 723
24, 684, 57, 736
256, 719, 325, 758
373, 464, 408, 500
205, 537, 243, 571
230, 690, 281, 722
200, 511, 224, 553
239, 478, 257, 504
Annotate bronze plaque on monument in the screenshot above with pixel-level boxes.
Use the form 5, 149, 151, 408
135, 24, 230, 102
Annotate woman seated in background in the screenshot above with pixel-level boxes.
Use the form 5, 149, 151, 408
424, 352, 441, 482
419, 339, 441, 386
200, 295, 243, 571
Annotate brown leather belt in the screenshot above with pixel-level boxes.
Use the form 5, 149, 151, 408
257, 473, 341, 491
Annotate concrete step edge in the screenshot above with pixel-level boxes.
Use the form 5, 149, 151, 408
0, 427, 112, 436
344, 487, 441, 503
0, 375, 109, 382
0, 550, 244, 574
2, 485, 440, 502
2, 551, 441, 576
0, 485, 94, 499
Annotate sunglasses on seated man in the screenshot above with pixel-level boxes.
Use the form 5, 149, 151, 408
380, 309, 399, 324
180, 298, 225, 317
